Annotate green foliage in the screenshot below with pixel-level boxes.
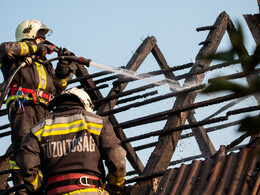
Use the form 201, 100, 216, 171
239, 115, 260, 134
202, 78, 251, 95
202, 22, 260, 134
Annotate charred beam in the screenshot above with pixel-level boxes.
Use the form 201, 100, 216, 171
133, 119, 242, 151
100, 84, 205, 116
244, 14, 260, 45
97, 36, 158, 175
115, 93, 240, 129
93, 80, 168, 105
121, 107, 260, 144
122, 116, 228, 143
0, 109, 8, 117
198, 40, 212, 46
227, 17, 260, 140
74, 63, 104, 104
116, 91, 158, 105
188, 110, 216, 156
84, 84, 109, 93
208, 68, 260, 83
175, 59, 241, 81
94, 75, 118, 85
0, 124, 10, 131
67, 70, 112, 85
75, 84, 109, 91
196, 25, 216, 32
131, 12, 233, 195
113, 62, 194, 85
0, 131, 11, 139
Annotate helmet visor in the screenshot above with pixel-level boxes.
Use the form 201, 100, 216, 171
39, 22, 53, 38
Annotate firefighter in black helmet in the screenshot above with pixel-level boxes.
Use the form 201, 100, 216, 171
0, 19, 73, 194
16, 87, 127, 195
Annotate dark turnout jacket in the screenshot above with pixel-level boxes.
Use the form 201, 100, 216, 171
0, 41, 68, 104
0, 40, 70, 159
16, 102, 126, 193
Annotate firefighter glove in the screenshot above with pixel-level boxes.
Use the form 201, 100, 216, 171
105, 182, 125, 195
55, 48, 75, 78
58, 47, 75, 57
105, 173, 126, 195
56, 61, 71, 78
28, 43, 47, 58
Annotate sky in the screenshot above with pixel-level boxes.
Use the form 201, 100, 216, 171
0, 1, 258, 175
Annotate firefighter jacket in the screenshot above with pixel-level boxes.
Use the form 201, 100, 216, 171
16, 102, 127, 194
0, 40, 69, 106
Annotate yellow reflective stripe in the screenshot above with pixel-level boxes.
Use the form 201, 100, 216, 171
107, 173, 125, 186
6, 95, 49, 107
5, 95, 32, 106
9, 160, 20, 170
0, 63, 2, 68
59, 77, 68, 87
32, 114, 103, 141
54, 75, 68, 87
34, 119, 102, 139
35, 61, 47, 90
31, 45, 37, 53
66, 188, 108, 194
31, 171, 43, 191
18, 42, 29, 56
43, 120, 102, 131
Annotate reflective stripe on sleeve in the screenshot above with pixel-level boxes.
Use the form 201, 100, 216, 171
9, 160, 19, 170
54, 75, 68, 88
107, 173, 125, 186
31, 45, 37, 53
18, 42, 29, 56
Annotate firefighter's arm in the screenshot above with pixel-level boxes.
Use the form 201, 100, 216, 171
100, 118, 127, 195
54, 48, 75, 93
16, 133, 43, 192
0, 41, 49, 61
105, 147, 127, 195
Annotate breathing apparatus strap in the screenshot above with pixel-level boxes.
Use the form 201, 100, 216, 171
6, 84, 54, 106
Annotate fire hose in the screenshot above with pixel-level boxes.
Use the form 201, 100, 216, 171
0, 42, 91, 109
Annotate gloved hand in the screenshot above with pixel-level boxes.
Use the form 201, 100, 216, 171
105, 182, 125, 195
28, 43, 53, 58
58, 47, 75, 57
36, 43, 48, 57
56, 48, 75, 79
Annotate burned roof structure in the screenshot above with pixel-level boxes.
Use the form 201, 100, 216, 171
0, 11, 259, 194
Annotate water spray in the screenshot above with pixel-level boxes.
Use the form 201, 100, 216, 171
44, 43, 202, 94
0, 41, 202, 110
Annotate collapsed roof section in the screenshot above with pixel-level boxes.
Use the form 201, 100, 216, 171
0, 11, 259, 194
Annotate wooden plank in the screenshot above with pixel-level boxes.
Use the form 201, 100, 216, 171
97, 36, 157, 114
130, 11, 230, 195
227, 18, 260, 140
96, 36, 157, 175
74, 63, 104, 108
244, 14, 260, 45
153, 44, 216, 157
76, 63, 146, 174
188, 111, 216, 156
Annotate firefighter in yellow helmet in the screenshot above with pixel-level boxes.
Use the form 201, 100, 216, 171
16, 87, 127, 195
0, 20, 74, 194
